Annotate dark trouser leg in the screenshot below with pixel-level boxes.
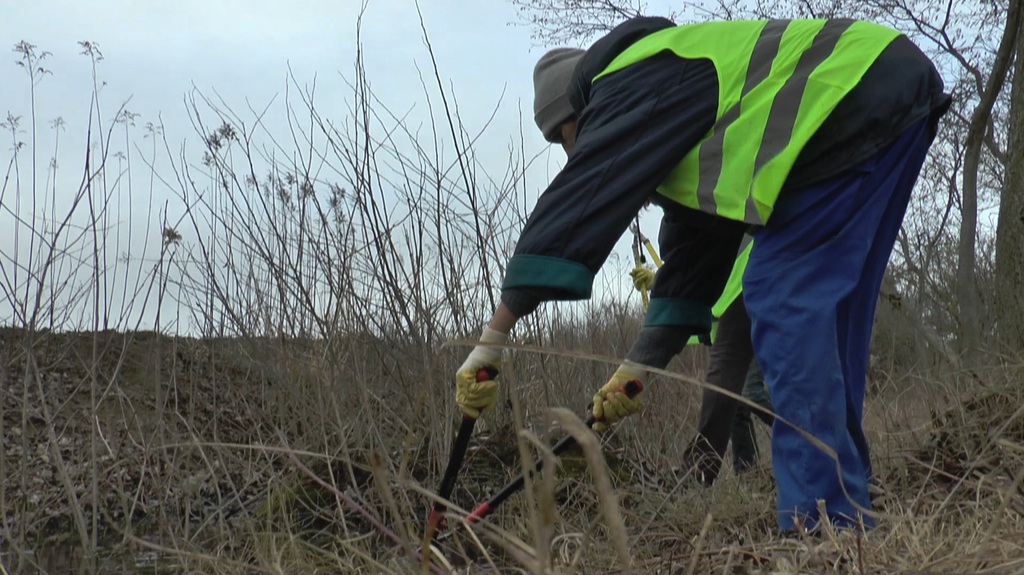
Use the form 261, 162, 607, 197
680, 297, 754, 485
730, 401, 758, 474
744, 359, 775, 427
731, 358, 773, 472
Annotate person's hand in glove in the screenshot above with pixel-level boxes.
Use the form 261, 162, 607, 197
455, 326, 508, 419
592, 362, 645, 432
629, 265, 655, 293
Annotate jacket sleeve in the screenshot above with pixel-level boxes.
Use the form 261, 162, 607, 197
501, 54, 722, 309
645, 205, 745, 332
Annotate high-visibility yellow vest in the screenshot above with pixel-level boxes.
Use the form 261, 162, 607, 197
712, 238, 752, 319
596, 19, 900, 225
685, 237, 752, 346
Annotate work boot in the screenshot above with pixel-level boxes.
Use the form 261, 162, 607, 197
677, 437, 722, 488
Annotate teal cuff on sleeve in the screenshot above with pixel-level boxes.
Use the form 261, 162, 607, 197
502, 255, 594, 300
644, 298, 713, 331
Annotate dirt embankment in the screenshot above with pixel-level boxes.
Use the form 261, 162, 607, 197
0, 328, 308, 543
0, 327, 526, 547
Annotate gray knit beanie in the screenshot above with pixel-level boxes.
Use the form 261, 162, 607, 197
533, 47, 585, 143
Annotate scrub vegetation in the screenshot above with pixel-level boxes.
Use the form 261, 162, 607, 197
2, 1, 1023, 573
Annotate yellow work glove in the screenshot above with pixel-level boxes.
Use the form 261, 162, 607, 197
592, 362, 645, 433
629, 265, 655, 292
455, 326, 508, 419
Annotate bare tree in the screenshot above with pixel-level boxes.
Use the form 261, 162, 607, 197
995, 0, 1024, 354
510, 0, 645, 44
946, 0, 1021, 367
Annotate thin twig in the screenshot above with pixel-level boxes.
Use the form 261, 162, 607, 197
275, 429, 447, 575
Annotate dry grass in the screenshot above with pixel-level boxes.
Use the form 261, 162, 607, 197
3, 327, 1023, 574
3, 17, 1023, 575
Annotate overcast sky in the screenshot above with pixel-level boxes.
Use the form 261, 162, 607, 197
1, 0, 668, 331
2, 0, 559, 171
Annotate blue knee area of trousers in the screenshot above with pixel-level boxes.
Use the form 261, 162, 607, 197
744, 119, 934, 531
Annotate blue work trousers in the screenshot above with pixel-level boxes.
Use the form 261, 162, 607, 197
743, 118, 934, 531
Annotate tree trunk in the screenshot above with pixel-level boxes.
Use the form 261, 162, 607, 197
958, 0, 1021, 368
996, 0, 1024, 355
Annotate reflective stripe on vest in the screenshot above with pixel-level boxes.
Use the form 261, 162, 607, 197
595, 19, 900, 225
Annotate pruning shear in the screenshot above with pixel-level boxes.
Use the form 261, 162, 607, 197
629, 220, 663, 268
424, 367, 497, 547
630, 219, 663, 313
430, 380, 643, 547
